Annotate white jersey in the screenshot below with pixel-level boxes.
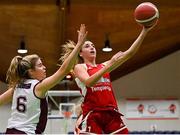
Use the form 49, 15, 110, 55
7, 79, 48, 134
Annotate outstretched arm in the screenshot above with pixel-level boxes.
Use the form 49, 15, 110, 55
35, 24, 88, 98
74, 25, 156, 87
105, 26, 154, 72
0, 88, 14, 106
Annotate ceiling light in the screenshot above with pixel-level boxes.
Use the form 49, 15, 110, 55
64, 74, 73, 81
17, 37, 28, 54
102, 46, 112, 52
102, 34, 112, 52
66, 74, 72, 79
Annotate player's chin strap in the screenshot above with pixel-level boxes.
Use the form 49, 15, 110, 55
110, 126, 127, 134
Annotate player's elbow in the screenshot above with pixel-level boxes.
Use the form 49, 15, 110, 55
84, 80, 94, 87
84, 82, 91, 87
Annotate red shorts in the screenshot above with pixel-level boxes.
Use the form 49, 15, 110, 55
77, 110, 128, 134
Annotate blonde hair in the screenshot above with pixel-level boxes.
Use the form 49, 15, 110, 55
6, 54, 40, 88
59, 40, 83, 71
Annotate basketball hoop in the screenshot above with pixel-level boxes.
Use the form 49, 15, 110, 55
59, 103, 76, 119
63, 111, 72, 119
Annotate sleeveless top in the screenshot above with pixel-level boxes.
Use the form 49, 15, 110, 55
75, 64, 118, 116
7, 79, 48, 134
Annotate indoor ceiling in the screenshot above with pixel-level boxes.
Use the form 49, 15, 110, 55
0, 0, 179, 90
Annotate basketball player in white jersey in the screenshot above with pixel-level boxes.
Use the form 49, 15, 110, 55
0, 24, 87, 134
60, 23, 157, 134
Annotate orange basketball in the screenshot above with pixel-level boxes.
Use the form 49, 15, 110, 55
134, 2, 159, 28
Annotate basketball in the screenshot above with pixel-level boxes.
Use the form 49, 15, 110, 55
134, 2, 159, 28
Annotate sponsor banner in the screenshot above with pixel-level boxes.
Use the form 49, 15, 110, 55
126, 99, 179, 119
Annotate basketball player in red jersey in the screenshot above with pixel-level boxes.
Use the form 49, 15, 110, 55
0, 24, 87, 134
61, 22, 157, 134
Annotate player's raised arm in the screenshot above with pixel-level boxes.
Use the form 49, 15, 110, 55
35, 24, 88, 98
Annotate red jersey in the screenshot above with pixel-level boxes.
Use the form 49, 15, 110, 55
75, 64, 118, 116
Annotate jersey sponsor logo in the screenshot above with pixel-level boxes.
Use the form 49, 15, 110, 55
92, 85, 111, 92
17, 83, 31, 89
92, 77, 111, 92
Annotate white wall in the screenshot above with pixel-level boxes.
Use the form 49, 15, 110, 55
0, 81, 10, 132
0, 104, 11, 132
0, 51, 179, 133
113, 50, 180, 131
113, 51, 180, 98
